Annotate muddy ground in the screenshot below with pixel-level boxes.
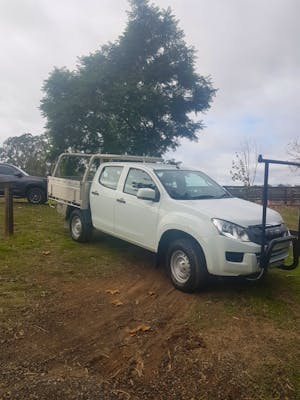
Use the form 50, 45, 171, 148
1, 251, 299, 400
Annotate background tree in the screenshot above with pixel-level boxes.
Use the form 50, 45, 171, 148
40, 0, 216, 158
0, 133, 52, 176
287, 138, 300, 162
230, 139, 258, 186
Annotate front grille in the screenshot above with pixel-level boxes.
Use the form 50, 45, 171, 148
247, 224, 288, 245
250, 224, 291, 265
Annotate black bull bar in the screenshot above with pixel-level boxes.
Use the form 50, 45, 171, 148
260, 235, 299, 271
258, 155, 300, 272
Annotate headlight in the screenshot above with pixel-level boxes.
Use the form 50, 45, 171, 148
212, 218, 250, 242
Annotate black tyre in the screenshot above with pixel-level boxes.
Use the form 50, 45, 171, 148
27, 187, 47, 204
166, 238, 208, 292
69, 210, 93, 242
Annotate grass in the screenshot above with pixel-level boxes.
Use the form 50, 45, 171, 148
0, 199, 299, 321
1, 200, 126, 268
0, 199, 131, 320
0, 198, 156, 315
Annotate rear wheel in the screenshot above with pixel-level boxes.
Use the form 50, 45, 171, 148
27, 187, 47, 204
166, 238, 208, 292
69, 210, 93, 242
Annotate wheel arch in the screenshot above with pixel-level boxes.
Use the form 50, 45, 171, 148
66, 205, 76, 221
157, 229, 206, 264
67, 206, 92, 225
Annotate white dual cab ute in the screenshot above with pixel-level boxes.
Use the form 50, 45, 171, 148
48, 153, 293, 292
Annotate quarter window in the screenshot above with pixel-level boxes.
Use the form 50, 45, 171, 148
124, 168, 157, 196
99, 166, 123, 190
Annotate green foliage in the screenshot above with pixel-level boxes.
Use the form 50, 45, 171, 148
0, 133, 52, 176
40, 0, 216, 157
230, 139, 258, 186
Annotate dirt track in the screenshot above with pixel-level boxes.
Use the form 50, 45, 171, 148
1, 252, 299, 399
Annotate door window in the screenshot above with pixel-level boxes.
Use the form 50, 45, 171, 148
99, 166, 123, 190
124, 168, 157, 196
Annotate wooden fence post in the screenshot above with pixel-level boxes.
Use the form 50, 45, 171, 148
0, 179, 14, 237
4, 183, 14, 236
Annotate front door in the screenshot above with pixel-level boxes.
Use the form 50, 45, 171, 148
114, 168, 160, 251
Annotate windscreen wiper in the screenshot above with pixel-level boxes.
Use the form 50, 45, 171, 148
192, 195, 217, 199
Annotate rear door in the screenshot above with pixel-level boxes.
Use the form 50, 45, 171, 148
90, 165, 123, 234
114, 167, 160, 250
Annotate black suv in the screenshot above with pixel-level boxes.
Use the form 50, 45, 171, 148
0, 163, 47, 204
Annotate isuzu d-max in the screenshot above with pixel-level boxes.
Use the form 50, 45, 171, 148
48, 153, 292, 292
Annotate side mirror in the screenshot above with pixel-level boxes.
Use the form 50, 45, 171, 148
137, 188, 157, 201
14, 172, 23, 178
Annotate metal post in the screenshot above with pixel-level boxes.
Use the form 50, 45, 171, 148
260, 161, 269, 263
257, 154, 300, 273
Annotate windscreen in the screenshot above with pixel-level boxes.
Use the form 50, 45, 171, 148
154, 169, 231, 200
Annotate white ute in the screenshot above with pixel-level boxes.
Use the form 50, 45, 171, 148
48, 153, 291, 292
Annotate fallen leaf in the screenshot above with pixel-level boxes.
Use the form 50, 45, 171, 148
111, 299, 123, 306
42, 251, 51, 256
105, 289, 120, 295
139, 324, 151, 332
128, 324, 151, 335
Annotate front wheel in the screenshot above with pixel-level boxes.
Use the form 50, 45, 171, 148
69, 210, 93, 242
166, 238, 208, 292
27, 187, 47, 204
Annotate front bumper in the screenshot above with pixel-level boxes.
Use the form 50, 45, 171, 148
204, 235, 292, 276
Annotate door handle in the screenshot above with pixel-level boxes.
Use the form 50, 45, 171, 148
91, 190, 99, 196
116, 198, 126, 204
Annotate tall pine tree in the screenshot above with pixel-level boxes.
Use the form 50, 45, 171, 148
41, 0, 216, 157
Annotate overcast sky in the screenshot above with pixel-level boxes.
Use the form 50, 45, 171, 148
0, 0, 299, 184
